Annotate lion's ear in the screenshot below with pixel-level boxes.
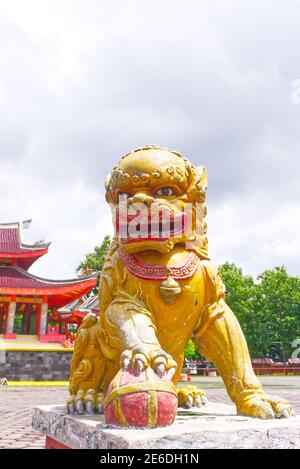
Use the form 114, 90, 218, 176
195, 166, 208, 192
105, 172, 114, 203
105, 172, 112, 191
187, 166, 208, 202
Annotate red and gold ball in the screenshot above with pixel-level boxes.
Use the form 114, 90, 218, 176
104, 367, 178, 428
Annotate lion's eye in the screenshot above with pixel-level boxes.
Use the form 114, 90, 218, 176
155, 187, 174, 197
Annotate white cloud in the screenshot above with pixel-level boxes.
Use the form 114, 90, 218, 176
0, 0, 299, 278
0, 159, 113, 277
209, 194, 300, 277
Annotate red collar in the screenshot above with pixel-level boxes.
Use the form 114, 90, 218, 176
118, 250, 200, 281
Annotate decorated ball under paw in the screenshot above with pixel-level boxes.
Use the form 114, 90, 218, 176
104, 367, 178, 428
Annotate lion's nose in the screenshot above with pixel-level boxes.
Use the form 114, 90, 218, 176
128, 193, 154, 207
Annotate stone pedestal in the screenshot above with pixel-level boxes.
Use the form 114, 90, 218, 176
32, 402, 300, 449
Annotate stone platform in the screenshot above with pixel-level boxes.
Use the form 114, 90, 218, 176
32, 402, 300, 449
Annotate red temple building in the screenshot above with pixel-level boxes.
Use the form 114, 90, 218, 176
49, 295, 99, 347
0, 220, 97, 344
51, 294, 99, 326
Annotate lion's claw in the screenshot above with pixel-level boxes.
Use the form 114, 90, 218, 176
155, 363, 166, 377
67, 389, 104, 415
237, 393, 295, 420
120, 346, 177, 380
177, 385, 208, 408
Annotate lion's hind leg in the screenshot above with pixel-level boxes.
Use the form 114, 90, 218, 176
193, 298, 295, 419
191, 262, 295, 419
67, 313, 106, 415
170, 352, 208, 409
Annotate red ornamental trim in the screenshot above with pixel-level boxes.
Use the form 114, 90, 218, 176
118, 250, 201, 281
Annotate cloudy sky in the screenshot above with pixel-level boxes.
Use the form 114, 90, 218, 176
0, 0, 299, 280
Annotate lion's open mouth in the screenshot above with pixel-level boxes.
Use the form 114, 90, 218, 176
116, 209, 189, 243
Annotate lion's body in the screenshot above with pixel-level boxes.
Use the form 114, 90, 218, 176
68, 145, 294, 421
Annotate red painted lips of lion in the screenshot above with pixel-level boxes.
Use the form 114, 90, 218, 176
116, 210, 189, 243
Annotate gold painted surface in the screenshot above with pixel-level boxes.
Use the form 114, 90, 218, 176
69, 145, 294, 423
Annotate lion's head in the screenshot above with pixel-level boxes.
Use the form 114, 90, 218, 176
105, 145, 209, 258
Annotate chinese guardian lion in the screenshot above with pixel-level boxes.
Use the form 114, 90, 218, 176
68, 145, 294, 424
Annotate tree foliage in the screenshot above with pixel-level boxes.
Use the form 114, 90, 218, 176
77, 236, 111, 275
184, 340, 201, 361
220, 263, 300, 360
254, 267, 300, 359
76, 235, 111, 293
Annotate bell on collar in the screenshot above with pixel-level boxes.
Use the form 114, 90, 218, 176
159, 270, 182, 304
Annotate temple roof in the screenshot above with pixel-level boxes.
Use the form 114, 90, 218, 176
59, 294, 99, 313
0, 266, 98, 308
0, 220, 50, 269
51, 294, 100, 323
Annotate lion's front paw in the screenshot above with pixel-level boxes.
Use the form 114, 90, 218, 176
67, 389, 104, 415
120, 345, 177, 380
237, 393, 296, 420
177, 385, 208, 408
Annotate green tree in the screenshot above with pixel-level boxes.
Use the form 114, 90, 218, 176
184, 339, 201, 361
219, 263, 255, 322
254, 267, 300, 360
76, 235, 111, 293
219, 263, 300, 359
219, 262, 261, 356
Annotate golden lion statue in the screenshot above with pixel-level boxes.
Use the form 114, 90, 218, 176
68, 145, 294, 423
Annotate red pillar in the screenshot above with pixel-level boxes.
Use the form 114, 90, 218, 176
0, 309, 4, 334
23, 309, 30, 335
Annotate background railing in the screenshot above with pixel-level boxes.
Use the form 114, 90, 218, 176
182, 360, 300, 377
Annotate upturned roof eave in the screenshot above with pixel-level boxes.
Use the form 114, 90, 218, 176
0, 266, 98, 296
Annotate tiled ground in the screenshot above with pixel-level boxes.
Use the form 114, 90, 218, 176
0, 377, 299, 449
0, 387, 68, 449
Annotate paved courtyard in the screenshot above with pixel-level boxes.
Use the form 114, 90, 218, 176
0, 376, 299, 449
